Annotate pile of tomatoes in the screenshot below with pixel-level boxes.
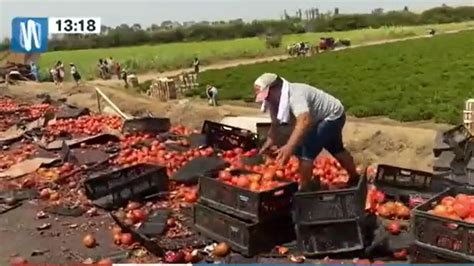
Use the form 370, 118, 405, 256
428, 193, 474, 223
169, 125, 198, 136
221, 147, 356, 190
0, 99, 53, 131
114, 133, 215, 176
217, 170, 288, 192
46, 115, 122, 138
0, 98, 51, 118
28, 103, 53, 119
313, 156, 351, 189
0, 98, 19, 112
0, 142, 37, 170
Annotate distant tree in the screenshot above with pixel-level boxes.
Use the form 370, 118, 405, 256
131, 23, 142, 31
403, 6, 409, 12
265, 34, 282, 48
161, 20, 173, 28
372, 8, 384, 15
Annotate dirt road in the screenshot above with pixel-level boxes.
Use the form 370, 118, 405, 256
90, 29, 469, 86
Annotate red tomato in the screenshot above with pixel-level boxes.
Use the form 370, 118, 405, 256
453, 202, 470, 218
132, 209, 147, 223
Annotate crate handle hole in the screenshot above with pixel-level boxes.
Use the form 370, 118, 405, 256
319, 194, 336, 201
238, 195, 249, 202
400, 170, 412, 176
443, 222, 459, 230
273, 189, 284, 196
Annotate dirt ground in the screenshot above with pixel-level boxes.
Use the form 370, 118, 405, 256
3, 81, 450, 172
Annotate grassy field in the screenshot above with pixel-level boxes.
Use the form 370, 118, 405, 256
197, 30, 474, 124
39, 22, 474, 80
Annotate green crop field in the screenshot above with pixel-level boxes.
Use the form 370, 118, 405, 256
39, 22, 473, 80
197, 30, 474, 125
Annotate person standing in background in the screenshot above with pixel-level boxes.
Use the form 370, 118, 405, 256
97, 59, 104, 79
70, 63, 81, 87
107, 57, 114, 75
55, 61, 64, 87
30, 62, 38, 81
193, 57, 200, 74
121, 68, 129, 88
206, 84, 218, 106
115, 61, 122, 79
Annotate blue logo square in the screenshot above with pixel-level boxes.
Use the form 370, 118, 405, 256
11, 17, 48, 53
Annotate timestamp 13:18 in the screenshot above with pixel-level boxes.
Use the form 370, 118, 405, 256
49, 17, 101, 34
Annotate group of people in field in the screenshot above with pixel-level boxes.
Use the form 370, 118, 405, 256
46, 56, 128, 88
49, 61, 81, 87
97, 57, 123, 80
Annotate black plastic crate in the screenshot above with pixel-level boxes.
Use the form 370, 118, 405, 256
201, 120, 258, 151
122, 117, 171, 134
255, 122, 292, 147
434, 170, 474, 187
295, 218, 364, 256
442, 125, 473, 160
410, 241, 471, 263
432, 150, 456, 172
433, 131, 452, 157
443, 124, 472, 147
198, 170, 298, 222
84, 164, 168, 201
412, 187, 474, 262
375, 164, 434, 190
292, 175, 367, 223
374, 164, 451, 203
193, 203, 295, 257
466, 157, 474, 182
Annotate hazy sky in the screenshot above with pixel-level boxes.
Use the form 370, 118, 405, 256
1, 0, 472, 39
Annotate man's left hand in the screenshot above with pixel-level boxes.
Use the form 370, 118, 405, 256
275, 144, 295, 164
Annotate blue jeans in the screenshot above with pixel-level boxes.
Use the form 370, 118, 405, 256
295, 113, 346, 161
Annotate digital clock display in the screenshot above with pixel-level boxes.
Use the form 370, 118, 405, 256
49, 17, 101, 34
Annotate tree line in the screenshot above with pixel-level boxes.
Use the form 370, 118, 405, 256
0, 5, 472, 52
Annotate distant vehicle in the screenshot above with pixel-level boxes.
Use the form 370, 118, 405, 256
287, 42, 311, 56
319, 37, 351, 51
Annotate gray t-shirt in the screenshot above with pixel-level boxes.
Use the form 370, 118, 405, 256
288, 82, 344, 122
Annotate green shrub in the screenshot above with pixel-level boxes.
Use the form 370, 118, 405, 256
265, 35, 282, 49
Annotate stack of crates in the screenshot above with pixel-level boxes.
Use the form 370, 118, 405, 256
432, 125, 474, 186
292, 175, 368, 256
410, 122, 474, 262
463, 99, 474, 134
193, 169, 298, 256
